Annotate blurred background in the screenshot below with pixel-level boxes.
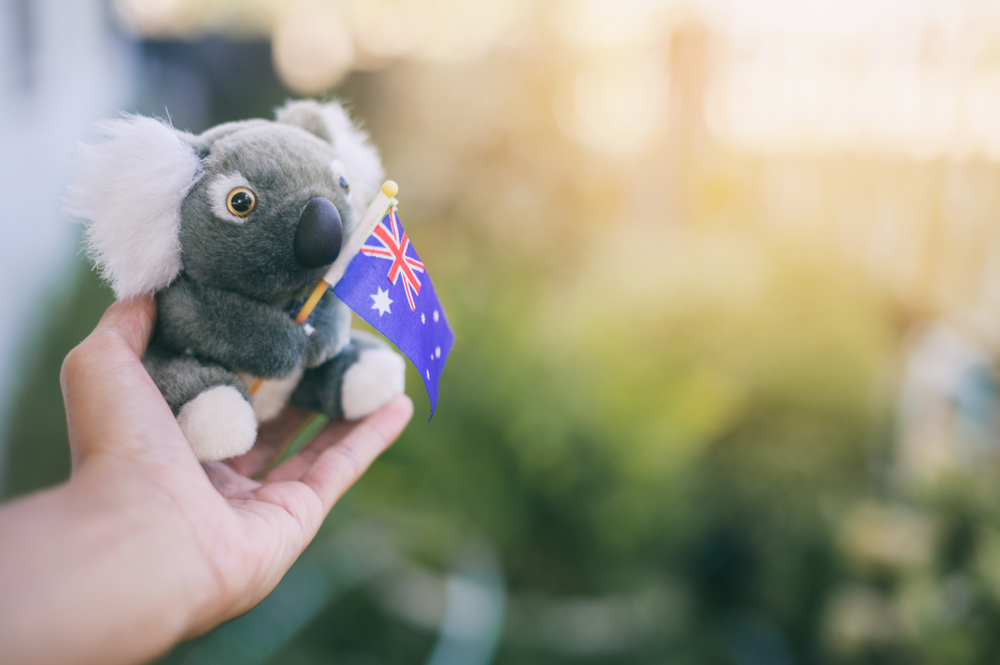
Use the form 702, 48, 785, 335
6, 0, 1000, 662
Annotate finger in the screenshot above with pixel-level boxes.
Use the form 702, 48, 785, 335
298, 395, 413, 512
61, 297, 182, 466
92, 296, 158, 358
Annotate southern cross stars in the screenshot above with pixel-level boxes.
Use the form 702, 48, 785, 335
370, 286, 393, 316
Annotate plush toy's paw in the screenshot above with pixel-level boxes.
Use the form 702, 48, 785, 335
177, 385, 258, 462
341, 348, 406, 420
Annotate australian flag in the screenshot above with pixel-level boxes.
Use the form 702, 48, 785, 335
334, 206, 454, 415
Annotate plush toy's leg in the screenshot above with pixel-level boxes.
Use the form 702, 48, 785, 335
291, 330, 405, 420
144, 344, 257, 462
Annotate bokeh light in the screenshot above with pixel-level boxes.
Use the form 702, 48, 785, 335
272, 1, 354, 94
10, 0, 1000, 662
703, 0, 1000, 160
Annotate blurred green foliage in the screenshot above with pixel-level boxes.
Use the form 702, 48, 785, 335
2, 263, 114, 497
8, 21, 1000, 665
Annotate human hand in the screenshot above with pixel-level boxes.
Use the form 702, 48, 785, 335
0, 297, 412, 665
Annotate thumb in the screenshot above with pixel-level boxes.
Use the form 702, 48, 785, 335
61, 297, 184, 468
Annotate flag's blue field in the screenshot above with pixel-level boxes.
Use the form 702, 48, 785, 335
335, 207, 454, 415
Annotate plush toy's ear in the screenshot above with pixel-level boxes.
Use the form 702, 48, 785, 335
66, 115, 202, 299
275, 100, 384, 216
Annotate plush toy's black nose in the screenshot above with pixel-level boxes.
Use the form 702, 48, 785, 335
295, 197, 343, 269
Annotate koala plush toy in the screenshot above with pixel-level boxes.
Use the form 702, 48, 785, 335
68, 101, 406, 462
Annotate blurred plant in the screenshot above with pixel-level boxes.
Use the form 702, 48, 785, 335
14, 1, 1000, 664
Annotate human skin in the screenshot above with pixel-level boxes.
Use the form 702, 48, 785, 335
0, 297, 413, 665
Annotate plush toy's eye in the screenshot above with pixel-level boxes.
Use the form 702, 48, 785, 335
226, 188, 256, 216
338, 174, 350, 192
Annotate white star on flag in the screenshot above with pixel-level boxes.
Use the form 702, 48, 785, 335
370, 286, 393, 316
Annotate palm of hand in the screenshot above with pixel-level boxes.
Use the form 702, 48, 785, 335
61, 298, 412, 638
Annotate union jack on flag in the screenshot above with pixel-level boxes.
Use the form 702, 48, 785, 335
358, 207, 425, 311
334, 206, 454, 415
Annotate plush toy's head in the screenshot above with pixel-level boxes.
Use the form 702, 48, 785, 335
67, 101, 383, 301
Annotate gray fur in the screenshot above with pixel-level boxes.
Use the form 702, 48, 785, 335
179, 123, 357, 301
113, 103, 398, 429
144, 344, 250, 416
275, 103, 333, 143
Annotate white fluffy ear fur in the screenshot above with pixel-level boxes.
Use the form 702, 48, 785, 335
67, 115, 202, 299
276, 100, 385, 217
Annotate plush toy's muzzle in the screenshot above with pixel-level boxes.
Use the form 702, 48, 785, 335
295, 197, 343, 268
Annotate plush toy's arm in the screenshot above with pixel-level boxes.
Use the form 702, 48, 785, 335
156, 276, 310, 379
301, 288, 353, 369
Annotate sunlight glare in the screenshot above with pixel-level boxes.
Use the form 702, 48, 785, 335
272, 1, 354, 94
